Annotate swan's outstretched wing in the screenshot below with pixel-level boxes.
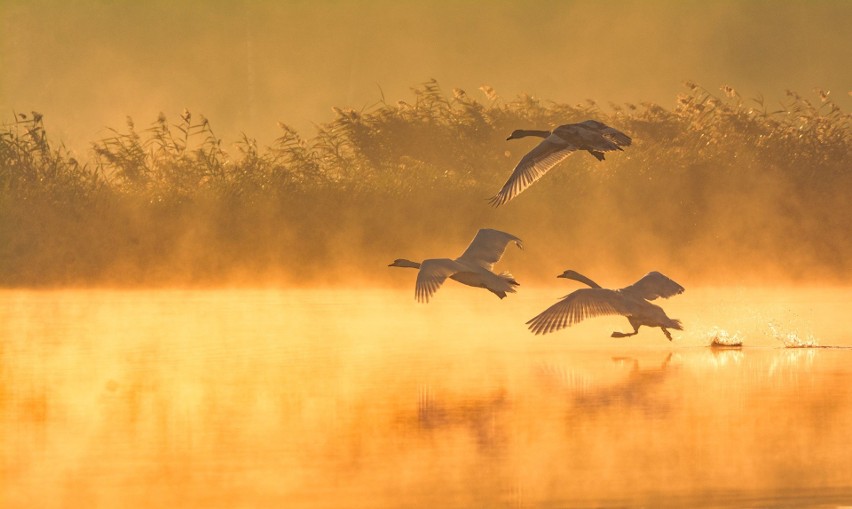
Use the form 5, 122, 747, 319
621, 271, 684, 301
573, 120, 633, 148
526, 288, 631, 335
455, 228, 523, 271
415, 258, 463, 303
488, 136, 577, 207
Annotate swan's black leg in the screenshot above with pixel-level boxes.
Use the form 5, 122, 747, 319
611, 322, 641, 338
661, 327, 673, 341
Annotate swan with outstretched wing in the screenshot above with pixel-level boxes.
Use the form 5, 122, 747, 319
527, 270, 684, 341
389, 229, 523, 302
490, 120, 632, 206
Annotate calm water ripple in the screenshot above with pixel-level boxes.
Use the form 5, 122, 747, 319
2, 288, 851, 508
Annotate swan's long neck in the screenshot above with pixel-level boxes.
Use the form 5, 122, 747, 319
390, 259, 421, 269
512, 129, 551, 139
565, 272, 601, 289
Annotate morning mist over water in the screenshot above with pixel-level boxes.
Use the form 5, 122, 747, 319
3, 288, 852, 508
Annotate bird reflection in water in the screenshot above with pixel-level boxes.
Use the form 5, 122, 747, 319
538, 353, 676, 417
416, 385, 508, 451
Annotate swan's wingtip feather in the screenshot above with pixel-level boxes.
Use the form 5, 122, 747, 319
487, 193, 508, 207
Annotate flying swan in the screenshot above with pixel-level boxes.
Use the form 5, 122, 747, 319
489, 120, 632, 206
527, 270, 684, 340
389, 228, 523, 302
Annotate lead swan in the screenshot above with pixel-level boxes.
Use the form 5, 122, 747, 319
527, 270, 684, 340
489, 120, 632, 206
389, 229, 523, 302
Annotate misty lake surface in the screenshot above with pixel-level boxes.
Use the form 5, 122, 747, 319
2, 287, 852, 508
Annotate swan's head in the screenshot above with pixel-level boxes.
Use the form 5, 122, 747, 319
388, 259, 421, 269
557, 270, 584, 281
506, 130, 525, 141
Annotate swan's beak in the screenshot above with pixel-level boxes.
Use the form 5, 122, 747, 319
557, 273, 566, 278
506, 135, 514, 141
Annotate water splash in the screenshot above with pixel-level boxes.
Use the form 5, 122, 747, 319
705, 326, 744, 347
768, 321, 819, 348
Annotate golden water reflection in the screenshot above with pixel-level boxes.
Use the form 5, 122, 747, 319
2, 288, 851, 507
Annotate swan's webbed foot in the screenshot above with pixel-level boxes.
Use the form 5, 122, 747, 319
611, 331, 635, 338
589, 150, 605, 161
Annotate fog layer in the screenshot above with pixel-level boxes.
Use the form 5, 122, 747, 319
2, 1, 850, 153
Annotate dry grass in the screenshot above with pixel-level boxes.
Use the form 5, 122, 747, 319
1, 81, 850, 286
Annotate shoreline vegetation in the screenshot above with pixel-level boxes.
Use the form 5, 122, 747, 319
2, 81, 850, 287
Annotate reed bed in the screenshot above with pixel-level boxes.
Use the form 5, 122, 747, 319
1, 81, 850, 286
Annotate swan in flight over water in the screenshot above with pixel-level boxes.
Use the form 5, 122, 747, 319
527, 270, 684, 341
389, 229, 523, 302
489, 120, 632, 206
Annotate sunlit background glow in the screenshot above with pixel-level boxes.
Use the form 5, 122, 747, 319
2, 1, 851, 153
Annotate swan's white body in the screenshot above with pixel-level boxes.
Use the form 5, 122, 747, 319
527, 270, 684, 340
389, 229, 523, 302
490, 120, 632, 206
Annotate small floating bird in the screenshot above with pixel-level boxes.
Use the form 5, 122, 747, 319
389, 229, 523, 302
489, 120, 632, 206
527, 270, 684, 340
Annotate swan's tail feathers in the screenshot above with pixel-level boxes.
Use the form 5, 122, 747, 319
669, 319, 684, 330
487, 272, 519, 299
499, 272, 520, 287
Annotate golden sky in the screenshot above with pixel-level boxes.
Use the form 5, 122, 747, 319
1, 0, 850, 154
